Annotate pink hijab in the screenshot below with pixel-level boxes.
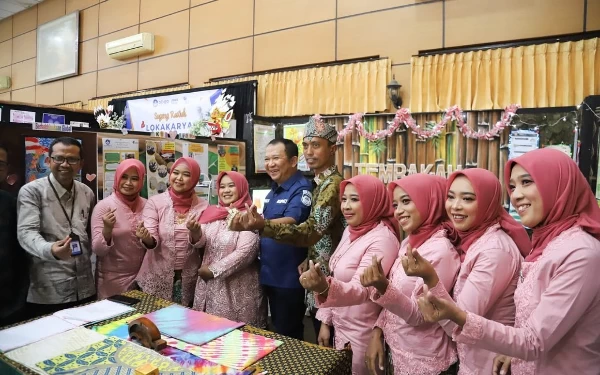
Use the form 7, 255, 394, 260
505, 148, 600, 262
168, 157, 200, 214
113, 159, 146, 210
199, 171, 252, 224
340, 175, 399, 242
447, 169, 530, 260
388, 174, 448, 249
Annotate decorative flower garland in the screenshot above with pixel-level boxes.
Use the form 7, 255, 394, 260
332, 104, 521, 142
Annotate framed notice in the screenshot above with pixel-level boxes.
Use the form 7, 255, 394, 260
36, 12, 79, 84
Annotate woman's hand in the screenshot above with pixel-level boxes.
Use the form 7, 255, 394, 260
365, 328, 385, 375
401, 244, 439, 288
360, 255, 390, 295
198, 265, 214, 281
299, 260, 329, 295
186, 213, 202, 243
102, 207, 117, 243
417, 284, 466, 325
493, 355, 512, 375
136, 221, 154, 247
317, 323, 331, 347
297, 258, 309, 275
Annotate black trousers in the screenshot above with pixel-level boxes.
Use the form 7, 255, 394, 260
22, 295, 97, 321
264, 286, 306, 341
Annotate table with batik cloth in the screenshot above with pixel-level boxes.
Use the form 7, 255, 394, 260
0, 290, 352, 375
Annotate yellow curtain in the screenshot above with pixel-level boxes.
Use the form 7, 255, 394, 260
204, 58, 390, 117
58, 101, 83, 110
87, 84, 192, 110
411, 38, 600, 111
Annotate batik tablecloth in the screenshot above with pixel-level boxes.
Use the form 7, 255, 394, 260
0, 290, 352, 375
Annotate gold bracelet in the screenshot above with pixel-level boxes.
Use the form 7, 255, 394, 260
318, 284, 330, 295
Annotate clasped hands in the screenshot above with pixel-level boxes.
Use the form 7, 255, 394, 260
228, 204, 265, 232
134, 213, 202, 247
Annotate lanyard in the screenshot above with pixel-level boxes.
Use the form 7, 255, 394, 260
47, 175, 76, 229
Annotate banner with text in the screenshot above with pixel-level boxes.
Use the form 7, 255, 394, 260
126, 88, 236, 137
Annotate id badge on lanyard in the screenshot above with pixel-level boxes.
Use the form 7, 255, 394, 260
48, 176, 83, 257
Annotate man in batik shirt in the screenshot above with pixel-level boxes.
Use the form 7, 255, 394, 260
231, 116, 344, 341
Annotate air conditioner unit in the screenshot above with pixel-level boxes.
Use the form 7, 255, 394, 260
0, 76, 10, 90
106, 33, 154, 60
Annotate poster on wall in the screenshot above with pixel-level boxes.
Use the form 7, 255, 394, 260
253, 124, 276, 173
146, 140, 175, 198
507, 130, 540, 224
283, 124, 309, 171
11, 110, 36, 124
126, 89, 236, 138
179, 141, 210, 200
25, 137, 82, 183
251, 189, 271, 215
101, 138, 140, 197
42, 113, 66, 125
217, 145, 240, 173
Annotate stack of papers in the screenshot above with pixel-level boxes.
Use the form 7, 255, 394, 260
0, 300, 134, 353
53, 299, 134, 326
0, 316, 77, 353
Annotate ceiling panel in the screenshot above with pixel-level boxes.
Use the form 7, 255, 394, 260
0, 0, 43, 21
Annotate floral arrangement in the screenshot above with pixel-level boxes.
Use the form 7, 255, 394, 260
94, 105, 126, 130
190, 91, 236, 137
334, 104, 520, 142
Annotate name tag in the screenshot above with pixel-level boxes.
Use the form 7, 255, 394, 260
276, 199, 288, 204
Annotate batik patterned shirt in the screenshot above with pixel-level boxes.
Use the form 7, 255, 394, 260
262, 165, 345, 309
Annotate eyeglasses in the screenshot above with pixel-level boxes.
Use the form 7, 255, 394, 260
51, 156, 81, 165
0, 161, 7, 169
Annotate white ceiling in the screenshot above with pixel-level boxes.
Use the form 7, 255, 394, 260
0, 0, 44, 21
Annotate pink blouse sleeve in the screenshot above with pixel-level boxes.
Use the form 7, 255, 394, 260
374, 304, 386, 329
316, 234, 399, 308
439, 247, 519, 336
142, 198, 160, 250
91, 200, 114, 257
373, 239, 460, 327
453, 248, 600, 361
208, 231, 259, 279
316, 306, 333, 325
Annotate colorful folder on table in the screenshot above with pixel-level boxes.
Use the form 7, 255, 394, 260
143, 305, 244, 346
165, 330, 282, 370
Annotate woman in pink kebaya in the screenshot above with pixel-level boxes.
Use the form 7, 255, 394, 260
299, 174, 400, 375
92, 159, 147, 299
135, 157, 209, 306
360, 174, 461, 375
405, 168, 530, 375
411, 148, 600, 375
193, 171, 267, 328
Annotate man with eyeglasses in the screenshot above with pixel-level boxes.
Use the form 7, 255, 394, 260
17, 137, 96, 318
